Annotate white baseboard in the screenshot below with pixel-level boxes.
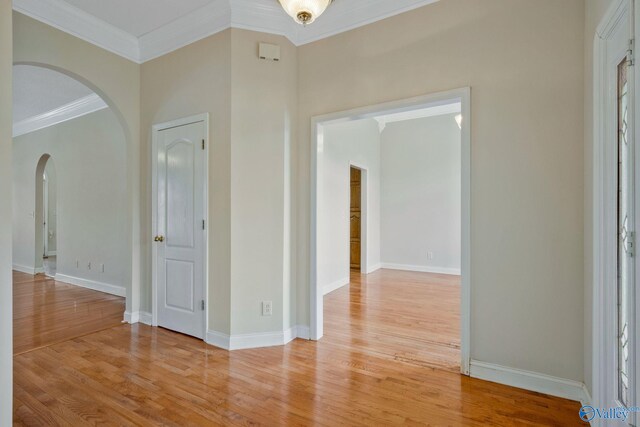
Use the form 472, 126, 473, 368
381, 263, 461, 276
13, 263, 37, 275
322, 277, 350, 295
206, 325, 310, 351
469, 360, 589, 403
47, 251, 57, 256
55, 273, 126, 297
124, 311, 152, 325
34, 267, 45, 274
296, 325, 310, 340
366, 263, 382, 274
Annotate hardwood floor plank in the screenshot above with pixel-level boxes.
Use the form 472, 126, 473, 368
13, 269, 585, 425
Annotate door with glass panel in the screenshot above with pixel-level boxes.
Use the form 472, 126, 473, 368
613, 1, 637, 422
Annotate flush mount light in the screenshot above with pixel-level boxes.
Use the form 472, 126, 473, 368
278, 0, 334, 25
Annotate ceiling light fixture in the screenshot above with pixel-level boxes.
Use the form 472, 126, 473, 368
278, 0, 334, 25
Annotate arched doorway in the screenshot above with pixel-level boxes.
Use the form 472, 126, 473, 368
34, 154, 56, 276
12, 61, 138, 317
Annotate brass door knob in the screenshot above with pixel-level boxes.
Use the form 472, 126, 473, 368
154, 235, 165, 242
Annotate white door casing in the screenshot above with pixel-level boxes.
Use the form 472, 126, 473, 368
593, 0, 638, 423
152, 115, 208, 340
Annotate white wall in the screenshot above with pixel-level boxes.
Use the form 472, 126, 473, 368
13, 108, 128, 294
0, 0, 12, 422
381, 114, 461, 274
318, 119, 381, 294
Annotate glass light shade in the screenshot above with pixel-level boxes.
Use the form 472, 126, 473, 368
278, 0, 333, 25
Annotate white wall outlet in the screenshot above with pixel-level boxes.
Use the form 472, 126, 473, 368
262, 301, 273, 316
428, 252, 434, 260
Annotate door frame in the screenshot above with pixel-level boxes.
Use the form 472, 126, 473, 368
43, 170, 49, 258
151, 113, 210, 336
310, 87, 472, 375
592, 0, 638, 416
349, 162, 369, 275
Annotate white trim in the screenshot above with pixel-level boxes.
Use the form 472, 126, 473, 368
46, 251, 57, 257
151, 113, 210, 339
310, 88, 472, 375
323, 277, 350, 295
124, 311, 153, 325
12, 0, 139, 62
470, 360, 589, 403
13, 0, 442, 64
592, 0, 638, 416
34, 267, 44, 274
296, 325, 310, 340
54, 273, 126, 297
13, 94, 108, 138
380, 263, 461, 276
12, 264, 37, 275
374, 102, 461, 133
205, 326, 308, 351
138, 0, 232, 63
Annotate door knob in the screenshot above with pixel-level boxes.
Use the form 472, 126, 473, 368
154, 235, 165, 242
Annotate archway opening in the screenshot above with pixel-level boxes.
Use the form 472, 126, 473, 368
12, 64, 128, 355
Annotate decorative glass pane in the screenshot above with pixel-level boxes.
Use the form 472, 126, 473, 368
617, 57, 632, 408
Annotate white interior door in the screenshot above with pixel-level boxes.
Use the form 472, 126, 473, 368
155, 120, 206, 339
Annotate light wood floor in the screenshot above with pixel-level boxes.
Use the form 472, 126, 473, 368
13, 271, 125, 355
325, 270, 461, 373
13, 270, 585, 426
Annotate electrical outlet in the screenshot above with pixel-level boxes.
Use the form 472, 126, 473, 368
262, 301, 273, 316
428, 252, 434, 260
100, 264, 105, 273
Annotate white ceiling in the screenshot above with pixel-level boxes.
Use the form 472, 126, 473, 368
62, 0, 214, 37
13, 0, 440, 63
13, 65, 93, 123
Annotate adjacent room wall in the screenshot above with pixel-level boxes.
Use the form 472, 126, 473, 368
380, 114, 461, 274
297, 0, 585, 382
0, 0, 12, 422
584, 0, 617, 396
13, 109, 128, 293
318, 119, 381, 294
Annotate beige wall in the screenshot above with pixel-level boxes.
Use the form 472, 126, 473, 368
229, 29, 298, 334
584, 0, 616, 395
141, 28, 297, 335
141, 29, 233, 333
11, 0, 590, 386
13, 12, 142, 315
297, 0, 586, 381
0, 0, 12, 422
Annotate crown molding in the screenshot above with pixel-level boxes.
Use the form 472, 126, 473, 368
13, 93, 108, 138
139, 0, 232, 63
13, 0, 441, 64
13, 0, 140, 62
292, 0, 441, 45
